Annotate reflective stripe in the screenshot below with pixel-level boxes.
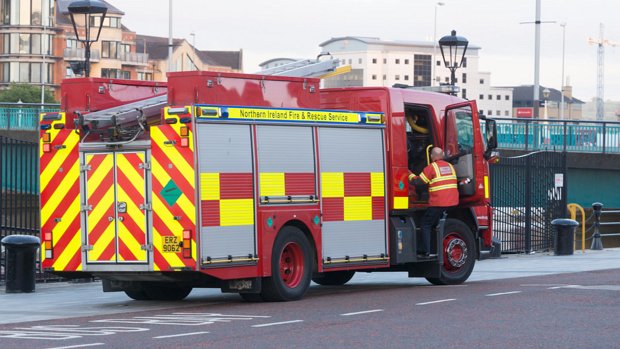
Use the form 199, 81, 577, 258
430, 175, 457, 183
429, 183, 458, 192
408, 173, 416, 181
419, 173, 430, 184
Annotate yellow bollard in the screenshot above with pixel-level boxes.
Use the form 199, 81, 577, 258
567, 203, 586, 253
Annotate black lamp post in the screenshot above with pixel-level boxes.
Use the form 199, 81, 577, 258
67, 0, 108, 77
438, 30, 469, 89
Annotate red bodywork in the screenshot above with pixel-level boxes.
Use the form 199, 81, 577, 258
60, 78, 167, 129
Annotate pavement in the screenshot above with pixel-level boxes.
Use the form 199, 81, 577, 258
1, 248, 619, 325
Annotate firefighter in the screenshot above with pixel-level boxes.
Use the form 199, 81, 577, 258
408, 147, 459, 257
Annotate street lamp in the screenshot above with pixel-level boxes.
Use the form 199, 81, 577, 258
67, 0, 108, 77
560, 22, 566, 120
432, 2, 445, 86
438, 30, 469, 89
542, 88, 550, 119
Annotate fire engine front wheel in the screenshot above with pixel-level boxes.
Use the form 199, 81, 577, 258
426, 219, 476, 285
261, 226, 313, 301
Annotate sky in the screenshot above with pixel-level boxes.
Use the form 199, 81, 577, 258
111, 0, 620, 102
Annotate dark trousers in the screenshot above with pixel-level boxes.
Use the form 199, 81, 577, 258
419, 207, 446, 254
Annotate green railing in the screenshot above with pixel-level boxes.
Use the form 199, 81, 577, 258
0, 107, 60, 131
494, 118, 620, 154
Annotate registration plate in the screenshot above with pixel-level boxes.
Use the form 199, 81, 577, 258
162, 236, 181, 253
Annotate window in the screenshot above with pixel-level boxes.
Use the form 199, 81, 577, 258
348, 59, 352, 64
372, 58, 377, 64
488, 94, 492, 100
395, 75, 400, 80
358, 58, 362, 64
462, 73, 467, 84
91, 16, 121, 28
445, 106, 475, 159
445, 77, 450, 83
505, 110, 510, 116
496, 95, 501, 100
382, 74, 386, 80
488, 110, 492, 116
383, 58, 387, 64
395, 59, 400, 64
436, 60, 441, 66
404, 75, 409, 81
505, 95, 510, 101
137, 72, 153, 81
102, 41, 119, 59
496, 110, 501, 116
479, 94, 484, 100
480, 78, 484, 84
462, 88, 467, 99
102, 68, 130, 79
462, 57, 467, 68
413, 54, 431, 86
372, 74, 377, 80
404, 59, 409, 64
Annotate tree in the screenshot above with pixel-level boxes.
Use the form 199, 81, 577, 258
0, 83, 57, 104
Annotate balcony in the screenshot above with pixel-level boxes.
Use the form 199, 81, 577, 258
64, 48, 101, 62
120, 51, 148, 66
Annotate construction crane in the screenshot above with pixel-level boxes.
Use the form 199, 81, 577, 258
587, 23, 618, 120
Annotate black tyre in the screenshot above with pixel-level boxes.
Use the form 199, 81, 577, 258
124, 288, 150, 300
426, 218, 476, 285
143, 283, 192, 301
312, 271, 355, 286
261, 226, 313, 301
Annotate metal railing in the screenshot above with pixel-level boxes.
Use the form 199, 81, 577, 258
0, 107, 59, 130
64, 47, 101, 61
119, 51, 149, 65
495, 118, 620, 154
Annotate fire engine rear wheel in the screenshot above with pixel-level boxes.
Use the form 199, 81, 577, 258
261, 226, 312, 302
426, 219, 476, 285
124, 288, 150, 300
239, 293, 264, 302
312, 271, 356, 286
143, 283, 193, 301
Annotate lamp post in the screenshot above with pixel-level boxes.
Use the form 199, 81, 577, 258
438, 30, 469, 93
560, 22, 566, 120
543, 88, 550, 119
432, 2, 445, 86
67, 0, 108, 77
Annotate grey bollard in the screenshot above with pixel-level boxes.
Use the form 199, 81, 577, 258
591, 202, 604, 250
1, 235, 41, 293
550, 219, 579, 256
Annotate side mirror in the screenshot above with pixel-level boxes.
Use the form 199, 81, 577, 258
484, 119, 497, 160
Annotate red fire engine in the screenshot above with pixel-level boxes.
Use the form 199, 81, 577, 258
39, 70, 497, 301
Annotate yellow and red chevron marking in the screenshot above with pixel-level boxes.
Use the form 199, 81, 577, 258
200, 173, 254, 227
321, 172, 385, 222
85, 153, 116, 262
116, 152, 148, 262
150, 123, 196, 271
40, 113, 82, 271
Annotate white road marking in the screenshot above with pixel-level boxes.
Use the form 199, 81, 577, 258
485, 291, 523, 297
45, 343, 105, 349
548, 285, 580, 289
340, 309, 384, 316
252, 320, 304, 328
153, 331, 209, 339
521, 284, 569, 287
416, 299, 456, 306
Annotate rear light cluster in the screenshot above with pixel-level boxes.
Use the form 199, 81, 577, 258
44, 231, 53, 259
42, 132, 52, 153
179, 126, 190, 147
182, 229, 192, 258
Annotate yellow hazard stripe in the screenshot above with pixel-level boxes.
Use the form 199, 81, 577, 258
151, 127, 195, 187
220, 199, 254, 226
370, 172, 384, 197
394, 196, 408, 209
50, 195, 82, 271
344, 196, 372, 221
40, 132, 79, 185
260, 172, 285, 197
201, 173, 220, 200
322, 172, 344, 198
41, 160, 80, 225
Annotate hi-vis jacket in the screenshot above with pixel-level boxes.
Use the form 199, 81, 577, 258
410, 159, 459, 207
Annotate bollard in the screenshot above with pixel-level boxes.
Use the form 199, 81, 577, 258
1, 235, 41, 293
591, 202, 604, 250
550, 218, 579, 255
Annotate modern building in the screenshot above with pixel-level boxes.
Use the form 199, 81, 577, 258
0, 0, 243, 100
510, 85, 584, 120
315, 36, 513, 117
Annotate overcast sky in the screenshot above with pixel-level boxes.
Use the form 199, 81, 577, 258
112, 0, 620, 101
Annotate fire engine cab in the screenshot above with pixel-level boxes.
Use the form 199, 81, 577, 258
39, 70, 497, 301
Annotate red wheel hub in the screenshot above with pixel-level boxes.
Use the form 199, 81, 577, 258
279, 242, 304, 288
443, 233, 468, 271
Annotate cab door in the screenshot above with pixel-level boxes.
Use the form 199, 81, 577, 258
444, 101, 484, 202
83, 151, 149, 263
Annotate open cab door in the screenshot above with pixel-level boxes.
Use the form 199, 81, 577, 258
443, 101, 486, 203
